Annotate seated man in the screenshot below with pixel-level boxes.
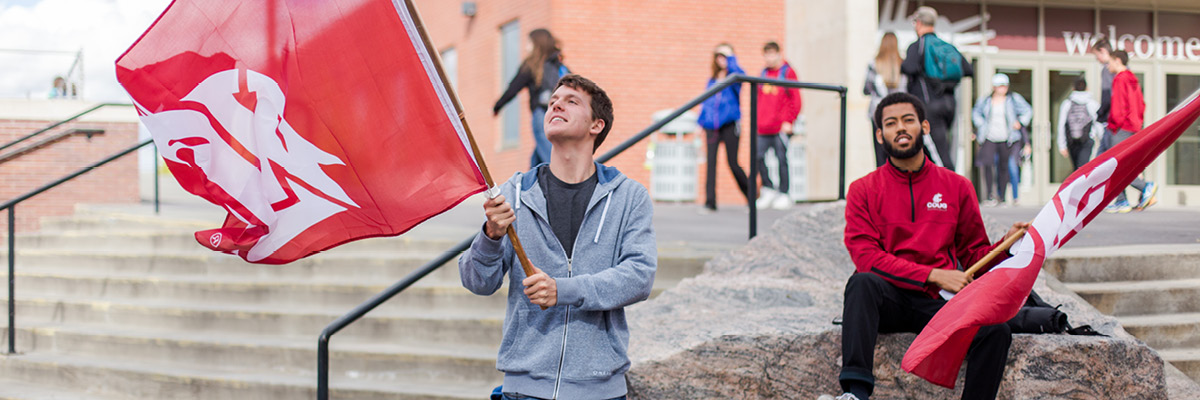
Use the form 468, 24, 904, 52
833, 93, 1029, 400
459, 74, 656, 400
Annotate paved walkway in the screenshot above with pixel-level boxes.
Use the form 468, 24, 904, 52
112, 189, 1200, 253
128, 174, 1199, 252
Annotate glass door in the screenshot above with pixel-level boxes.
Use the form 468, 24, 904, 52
1047, 68, 1088, 184
1165, 74, 1200, 186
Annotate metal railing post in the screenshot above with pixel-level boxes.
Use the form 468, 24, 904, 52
748, 82, 759, 239
317, 335, 329, 400
153, 145, 160, 214
7, 206, 14, 355
839, 90, 848, 200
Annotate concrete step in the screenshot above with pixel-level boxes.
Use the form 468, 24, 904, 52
4, 249, 467, 282
1, 270, 510, 312
2, 247, 709, 284
13, 230, 466, 255
37, 213, 212, 234
1, 267, 681, 310
1066, 279, 1200, 316
0, 379, 121, 400
1, 297, 505, 348
3, 323, 500, 387
1043, 244, 1200, 283
1118, 313, 1200, 350
1159, 348, 1200, 383
0, 352, 493, 400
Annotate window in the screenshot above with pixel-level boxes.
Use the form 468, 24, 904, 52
1166, 74, 1200, 185
499, 20, 522, 149
440, 47, 458, 90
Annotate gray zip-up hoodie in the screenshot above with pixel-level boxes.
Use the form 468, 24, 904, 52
459, 162, 657, 400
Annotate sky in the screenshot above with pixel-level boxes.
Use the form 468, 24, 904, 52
0, 0, 170, 101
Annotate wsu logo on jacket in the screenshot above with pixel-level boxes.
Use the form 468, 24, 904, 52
927, 193, 949, 211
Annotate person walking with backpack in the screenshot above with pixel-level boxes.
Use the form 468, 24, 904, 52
1056, 78, 1101, 171
697, 43, 751, 213
755, 41, 802, 210
494, 28, 570, 168
902, 6, 974, 172
971, 74, 1031, 206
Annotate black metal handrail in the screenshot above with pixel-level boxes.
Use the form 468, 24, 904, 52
5, 138, 155, 355
315, 74, 847, 399
0, 103, 132, 154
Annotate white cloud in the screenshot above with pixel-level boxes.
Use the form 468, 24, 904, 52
0, 0, 169, 101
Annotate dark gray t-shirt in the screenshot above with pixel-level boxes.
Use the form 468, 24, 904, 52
538, 166, 597, 259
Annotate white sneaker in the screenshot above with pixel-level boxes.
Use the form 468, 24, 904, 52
756, 188, 778, 209
772, 192, 793, 209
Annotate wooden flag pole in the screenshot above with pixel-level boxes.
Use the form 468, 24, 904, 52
403, 0, 542, 299
963, 226, 1028, 278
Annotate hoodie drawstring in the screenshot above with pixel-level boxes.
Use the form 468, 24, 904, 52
514, 173, 522, 211
593, 193, 612, 243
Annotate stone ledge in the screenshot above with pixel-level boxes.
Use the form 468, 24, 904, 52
627, 202, 1194, 399
629, 330, 1163, 399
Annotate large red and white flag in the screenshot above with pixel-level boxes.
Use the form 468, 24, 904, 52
902, 90, 1200, 388
116, 0, 486, 264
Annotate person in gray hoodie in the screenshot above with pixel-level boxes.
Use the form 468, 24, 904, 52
460, 74, 656, 400
1055, 78, 1102, 171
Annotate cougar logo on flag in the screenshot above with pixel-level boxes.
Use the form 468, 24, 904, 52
137, 67, 359, 261
118, 0, 487, 264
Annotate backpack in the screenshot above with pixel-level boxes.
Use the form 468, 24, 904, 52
1064, 102, 1092, 142
922, 35, 964, 82
536, 64, 571, 107
1007, 290, 1106, 336
761, 63, 790, 80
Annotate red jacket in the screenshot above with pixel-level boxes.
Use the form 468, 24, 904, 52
844, 157, 1007, 298
1108, 69, 1145, 133
756, 62, 802, 135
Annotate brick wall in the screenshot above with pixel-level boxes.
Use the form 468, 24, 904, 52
415, 0, 786, 207
0, 119, 140, 232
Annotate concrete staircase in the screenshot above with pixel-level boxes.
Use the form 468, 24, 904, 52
1044, 244, 1200, 383
0, 205, 714, 399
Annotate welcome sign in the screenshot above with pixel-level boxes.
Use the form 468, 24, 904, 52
1064, 25, 1200, 61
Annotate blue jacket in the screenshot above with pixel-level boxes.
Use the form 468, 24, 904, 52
971, 92, 1032, 145
698, 55, 745, 130
459, 162, 657, 400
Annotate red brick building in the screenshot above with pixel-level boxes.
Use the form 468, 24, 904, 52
0, 100, 140, 231
415, 0, 787, 206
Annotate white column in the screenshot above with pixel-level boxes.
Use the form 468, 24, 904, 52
786, 0, 878, 200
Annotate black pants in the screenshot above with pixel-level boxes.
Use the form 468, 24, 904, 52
840, 273, 1011, 400
1066, 137, 1094, 171
755, 133, 789, 193
705, 122, 750, 208
925, 97, 957, 171
977, 141, 1013, 202
1097, 128, 1147, 204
